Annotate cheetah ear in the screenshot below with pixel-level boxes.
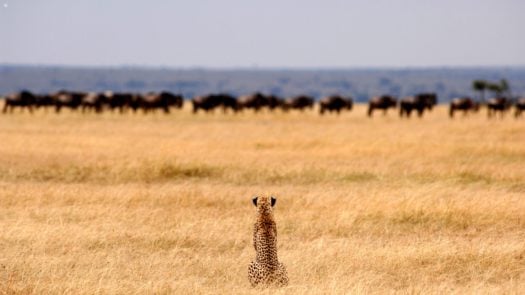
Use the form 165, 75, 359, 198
271, 196, 276, 207
252, 196, 258, 207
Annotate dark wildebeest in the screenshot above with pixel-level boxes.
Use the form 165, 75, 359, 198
238, 92, 269, 112
421, 92, 437, 110
514, 98, 525, 118
192, 95, 219, 113
267, 95, 285, 111
319, 95, 353, 115
34, 94, 55, 111
285, 95, 315, 111
487, 97, 511, 118
399, 93, 437, 118
449, 97, 480, 118
81, 92, 108, 113
159, 91, 183, 110
136, 92, 183, 114
2, 90, 36, 113
217, 94, 239, 113
128, 93, 142, 112
105, 92, 133, 113
53, 90, 85, 113
367, 95, 397, 117
192, 93, 233, 113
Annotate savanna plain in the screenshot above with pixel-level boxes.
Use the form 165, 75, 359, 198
0, 104, 524, 294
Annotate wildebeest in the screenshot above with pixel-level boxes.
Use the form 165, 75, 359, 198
81, 92, 107, 113
134, 91, 183, 114
105, 92, 133, 113
399, 93, 437, 118
2, 90, 36, 113
367, 95, 397, 117
192, 93, 237, 113
514, 98, 525, 118
193, 95, 220, 113
449, 97, 480, 118
319, 95, 353, 115
238, 92, 269, 112
284, 95, 315, 111
267, 95, 286, 111
53, 90, 85, 113
421, 93, 437, 109
218, 94, 239, 113
487, 97, 511, 118
34, 94, 55, 111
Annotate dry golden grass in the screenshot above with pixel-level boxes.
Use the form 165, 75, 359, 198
0, 104, 524, 294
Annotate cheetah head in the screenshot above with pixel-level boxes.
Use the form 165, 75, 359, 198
252, 195, 276, 213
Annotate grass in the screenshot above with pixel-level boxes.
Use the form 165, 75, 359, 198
0, 104, 524, 294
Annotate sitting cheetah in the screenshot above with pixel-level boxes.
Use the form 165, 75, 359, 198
248, 195, 288, 287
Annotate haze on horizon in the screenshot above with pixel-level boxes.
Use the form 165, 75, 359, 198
1, 0, 524, 68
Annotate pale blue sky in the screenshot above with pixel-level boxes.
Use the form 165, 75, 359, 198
1, 0, 524, 68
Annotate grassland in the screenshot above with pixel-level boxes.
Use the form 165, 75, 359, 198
0, 104, 524, 294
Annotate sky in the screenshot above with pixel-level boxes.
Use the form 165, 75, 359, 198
1, 0, 524, 68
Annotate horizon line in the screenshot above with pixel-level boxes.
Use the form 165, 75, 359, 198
2, 63, 525, 72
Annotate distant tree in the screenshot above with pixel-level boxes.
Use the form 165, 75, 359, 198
499, 79, 510, 98
472, 80, 487, 102
486, 82, 503, 97
474, 79, 511, 99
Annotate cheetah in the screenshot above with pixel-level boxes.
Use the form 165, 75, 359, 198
248, 195, 288, 287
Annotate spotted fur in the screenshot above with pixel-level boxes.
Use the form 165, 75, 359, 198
248, 196, 288, 287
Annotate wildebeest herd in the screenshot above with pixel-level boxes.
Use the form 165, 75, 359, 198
448, 96, 525, 118
191, 92, 318, 113
2, 90, 183, 114
2, 90, 525, 118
